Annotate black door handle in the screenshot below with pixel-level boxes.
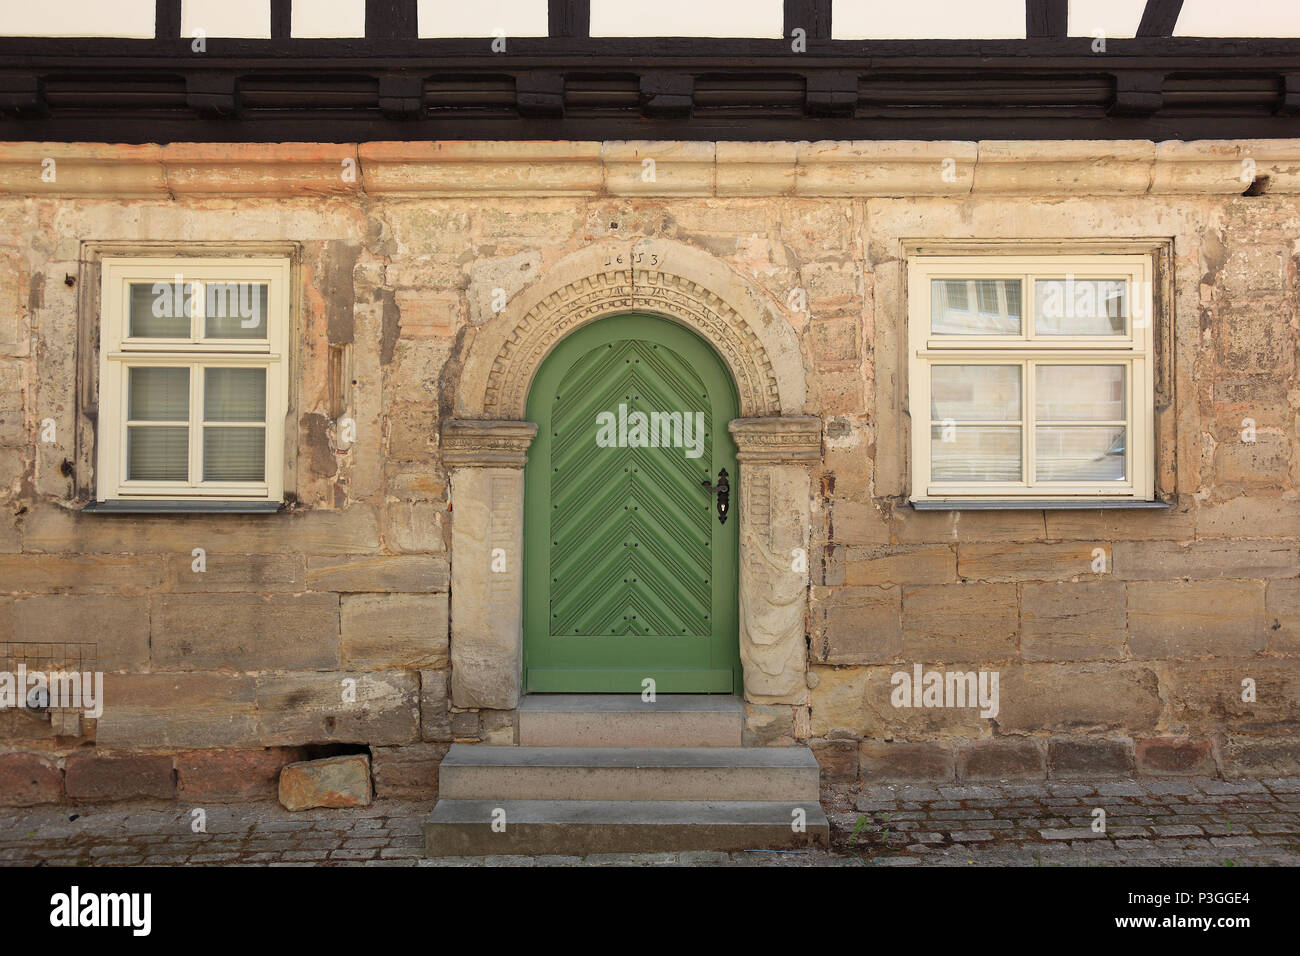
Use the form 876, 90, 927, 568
701, 468, 730, 525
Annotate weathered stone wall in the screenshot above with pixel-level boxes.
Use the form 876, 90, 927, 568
0, 140, 1296, 802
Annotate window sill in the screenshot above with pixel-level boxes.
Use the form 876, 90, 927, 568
83, 500, 283, 515
910, 499, 1171, 512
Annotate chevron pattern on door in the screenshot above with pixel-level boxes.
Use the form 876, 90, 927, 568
549, 339, 712, 637
523, 313, 740, 693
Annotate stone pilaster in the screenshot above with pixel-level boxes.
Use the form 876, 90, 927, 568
729, 417, 822, 705
442, 420, 537, 710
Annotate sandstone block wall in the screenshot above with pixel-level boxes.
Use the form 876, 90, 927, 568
0, 140, 1296, 802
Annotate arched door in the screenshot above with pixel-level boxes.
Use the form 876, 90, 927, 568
523, 313, 740, 693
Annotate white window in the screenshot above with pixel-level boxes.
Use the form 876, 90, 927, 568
908, 254, 1154, 503
97, 257, 290, 503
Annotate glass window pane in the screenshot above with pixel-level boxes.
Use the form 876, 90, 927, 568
1036, 426, 1127, 482
204, 427, 266, 482
205, 368, 266, 422
129, 282, 192, 338
1034, 278, 1126, 335
127, 426, 188, 481
931, 365, 1021, 422
204, 283, 268, 339
128, 367, 189, 421
931, 425, 1021, 482
1035, 365, 1125, 421
931, 279, 1022, 334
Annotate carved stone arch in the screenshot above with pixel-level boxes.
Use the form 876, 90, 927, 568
451, 238, 807, 420
443, 238, 818, 712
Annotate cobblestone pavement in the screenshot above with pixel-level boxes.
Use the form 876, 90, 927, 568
0, 777, 1296, 866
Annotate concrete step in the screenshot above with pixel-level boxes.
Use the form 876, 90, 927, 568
517, 694, 744, 747
424, 799, 830, 856
437, 744, 821, 802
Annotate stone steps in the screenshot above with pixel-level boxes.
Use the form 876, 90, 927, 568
423, 695, 828, 857
518, 694, 744, 747
438, 744, 821, 802
425, 799, 828, 856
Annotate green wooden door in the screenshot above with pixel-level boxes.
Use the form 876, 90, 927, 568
524, 314, 740, 693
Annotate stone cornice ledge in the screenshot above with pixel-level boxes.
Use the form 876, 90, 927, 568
442, 419, 539, 469
2, 140, 1300, 197
729, 417, 823, 464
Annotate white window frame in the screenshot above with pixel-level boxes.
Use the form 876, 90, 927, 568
97, 256, 291, 502
908, 253, 1155, 503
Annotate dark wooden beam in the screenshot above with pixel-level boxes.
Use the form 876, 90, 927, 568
366, 0, 417, 39
785, 0, 832, 40
549, 1, 590, 39
1137, 0, 1184, 38
155, 0, 181, 39
1026, 0, 1068, 38
271, 0, 292, 40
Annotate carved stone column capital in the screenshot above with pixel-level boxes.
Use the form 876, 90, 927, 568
442, 419, 538, 469
728, 416, 822, 463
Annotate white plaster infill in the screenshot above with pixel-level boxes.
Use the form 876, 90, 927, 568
3, 140, 1300, 197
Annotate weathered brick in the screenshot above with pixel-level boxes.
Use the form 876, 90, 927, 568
64, 752, 175, 801
858, 740, 955, 782
1266, 578, 1300, 654
902, 583, 1018, 661
809, 737, 859, 784
958, 543, 1108, 583
165, 552, 305, 591
340, 593, 449, 669
305, 554, 449, 592
175, 748, 306, 801
1127, 580, 1266, 658
1221, 735, 1300, 776
21, 504, 381, 555
844, 545, 955, 586
1021, 582, 1126, 661
96, 674, 260, 749
11, 595, 149, 669
1047, 738, 1135, 778
420, 669, 451, 742
0, 752, 63, 806
0, 554, 164, 594
814, 585, 901, 664
152, 593, 340, 670
1113, 540, 1297, 581
1136, 738, 1217, 775
257, 671, 420, 746
996, 664, 1162, 734
371, 743, 449, 798
958, 739, 1045, 781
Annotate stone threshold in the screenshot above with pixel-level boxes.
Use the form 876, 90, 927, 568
1, 139, 1298, 198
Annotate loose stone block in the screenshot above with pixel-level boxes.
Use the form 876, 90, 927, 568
278, 754, 372, 810
64, 752, 175, 801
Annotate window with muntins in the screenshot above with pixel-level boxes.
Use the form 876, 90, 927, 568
96, 257, 290, 502
907, 254, 1155, 503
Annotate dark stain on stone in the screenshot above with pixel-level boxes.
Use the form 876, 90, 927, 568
323, 244, 360, 345
302, 413, 337, 479
380, 288, 400, 366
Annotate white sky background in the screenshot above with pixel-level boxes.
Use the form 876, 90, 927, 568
1, 0, 1300, 39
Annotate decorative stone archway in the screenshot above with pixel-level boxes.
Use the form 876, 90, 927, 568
443, 238, 819, 711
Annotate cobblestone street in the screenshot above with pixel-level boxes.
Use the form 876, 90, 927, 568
1, 777, 1297, 867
